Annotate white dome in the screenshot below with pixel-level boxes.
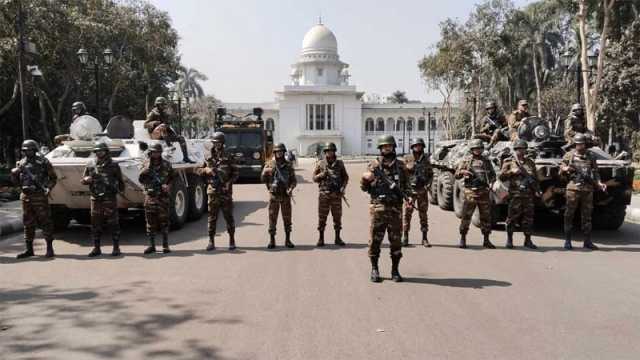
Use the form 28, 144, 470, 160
301, 24, 337, 55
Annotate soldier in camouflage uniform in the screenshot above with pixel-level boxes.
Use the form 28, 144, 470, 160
11, 140, 57, 259
361, 135, 409, 282
196, 132, 239, 251
144, 97, 194, 163
261, 143, 297, 249
54, 101, 88, 145
455, 139, 496, 249
402, 138, 433, 247
312, 142, 349, 247
499, 140, 541, 249
507, 100, 531, 140
563, 104, 598, 145
559, 133, 606, 250
81, 142, 125, 257
139, 143, 176, 254
478, 101, 508, 147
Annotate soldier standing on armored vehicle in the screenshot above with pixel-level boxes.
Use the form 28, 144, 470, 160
559, 134, 606, 250
139, 143, 176, 254
261, 143, 297, 249
81, 142, 125, 257
11, 140, 57, 259
144, 97, 194, 163
196, 132, 239, 251
563, 103, 598, 145
312, 142, 348, 247
478, 101, 508, 147
402, 138, 433, 247
455, 139, 496, 249
499, 140, 541, 249
54, 101, 89, 145
508, 100, 531, 140
361, 135, 409, 283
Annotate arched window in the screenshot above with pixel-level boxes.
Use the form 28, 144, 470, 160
407, 117, 415, 132
365, 118, 375, 133
376, 117, 385, 132
266, 118, 275, 131
418, 117, 426, 131
395, 118, 405, 132
386, 118, 395, 132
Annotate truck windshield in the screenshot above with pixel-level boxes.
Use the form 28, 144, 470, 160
224, 132, 263, 149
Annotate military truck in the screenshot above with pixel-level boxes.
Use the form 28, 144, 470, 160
214, 107, 273, 181
432, 116, 634, 230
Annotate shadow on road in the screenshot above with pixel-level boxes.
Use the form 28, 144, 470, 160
402, 277, 512, 289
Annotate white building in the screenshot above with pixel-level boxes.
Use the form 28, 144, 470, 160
225, 22, 444, 156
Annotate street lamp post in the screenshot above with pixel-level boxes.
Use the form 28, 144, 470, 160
465, 89, 477, 137
561, 48, 599, 104
77, 48, 113, 125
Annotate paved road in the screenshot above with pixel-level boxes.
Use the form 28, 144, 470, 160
1, 161, 640, 359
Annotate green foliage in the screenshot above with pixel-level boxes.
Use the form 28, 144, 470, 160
386, 90, 409, 104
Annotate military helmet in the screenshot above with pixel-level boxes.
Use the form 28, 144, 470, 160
149, 143, 163, 152
377, 135, 396, 148
410, 138, 426, 149
469, 139, 484, 150
570, 103, 584, 112
517, 99, 529, 107
273, 143, 287, 152
323, 142, 337, 152
485, 101, 497, 110
573, 133, 586, 144
154, 97, 168, 106
21, 139, 39, 151
212, 132, 225, 144
71, 101, 86, 111
513, 139, 528, 150
93, 142, 109, 152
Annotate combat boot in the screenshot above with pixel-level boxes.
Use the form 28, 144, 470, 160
370, 257, 381, 283
316, 230, 325, 247
45, 238, 55, 258
180, 143, 194, 163
402, 231, 409, 247
334, 229, 345, 246
483, 233, 496, 249
88, 235, 102, 257
206, 233, 216, 251
144, 234, 156, 254
459, 232, 467, 249
16, 241, 35, 259
285, 231, 295, 248
111, 232, 121, 256
564, 232, 573, 250
162, 232, 171, 253
228, 230, 236, 251
583, 234, 598, 250
506, 229, 514, 249
524, 234, 537, 249
267, 233, 276, 249
391, 255, 403, 282
421, 231, 431, 248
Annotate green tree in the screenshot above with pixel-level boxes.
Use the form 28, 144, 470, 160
175, 66, 208, 102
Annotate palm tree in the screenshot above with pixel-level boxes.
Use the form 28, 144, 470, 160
175, 66, 208, 102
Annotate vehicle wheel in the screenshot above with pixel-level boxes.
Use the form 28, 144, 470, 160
51, 205, 70, 231
593, 204, 626, 230
187, 174, 207, 221
72, 210, 92, 225
437, 171, 454, 211
453, 180, 465, 219
429, 170, 439, 205
169, 178, 190, 230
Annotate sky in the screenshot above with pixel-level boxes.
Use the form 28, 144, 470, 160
150, 0, 534, 103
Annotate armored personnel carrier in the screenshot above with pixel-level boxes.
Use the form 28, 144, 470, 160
46, 115, 210, 230
432, 117, 634, 230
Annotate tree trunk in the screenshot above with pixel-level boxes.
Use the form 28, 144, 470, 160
0, 82, 19, 119
590, 0, 616, 131
532, 45, 542, 117
36, 88, 52, 146
578, 0, 592, 129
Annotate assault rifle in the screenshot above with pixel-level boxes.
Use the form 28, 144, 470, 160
20, 164, 49, 195
513, 158, 541, 196
372, 167, 417, 210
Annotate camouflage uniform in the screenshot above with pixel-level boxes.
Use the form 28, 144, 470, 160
261, 154, 297, 248
402, 150, 433, 247
11, 141, 58, 259
478, 113, 508, 146
82, 148, 125, 257
144, 97, 193, 163
139, 154, 176, 253
312, 154, 349, 246
507, 100, 530, 141
455, 142, 496, 248
196, 147, 239, 250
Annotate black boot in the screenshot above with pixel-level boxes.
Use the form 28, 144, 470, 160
162, 232, 171, 253
316, 230, 325, 247
267, 233, 276, 249
402, 231, 409, 247
483, 233, 496, 249
285, 231, 295, 248
206, 233, 216, 251
370, 257, 381, 283
144, 233, 156, 254
45, 238, 55, 258
180, 143, 194, 163
524, 234, 537, 249
111, 232, 121, 256
391, 255, 403, 282
564, 232, 573, 250
88, 235, 102, 257
459, 232, 467, 249
583, 234, 598, 250
16, 241, 35, 259
506, 230, 514, 249
334, 229, 346, 246
421, 231, 431, 248
228, 230, 236, 251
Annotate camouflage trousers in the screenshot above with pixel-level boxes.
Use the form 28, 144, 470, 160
564, 189, 593, 234
403, 189, 429, 234
368, 202, 403, 259
318, 192, 342, 231
144, 195, 170, 235
268, 194, 292, 235
459, 189, 492, 235
21, 193, 53, 242
91, 198, 120, 237
151, 125, 188, 149
506, 194, 535, 235
208, 194, 235, 236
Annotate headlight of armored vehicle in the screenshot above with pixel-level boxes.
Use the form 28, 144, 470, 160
253, 152, 261, 160
533, 125, 550, 140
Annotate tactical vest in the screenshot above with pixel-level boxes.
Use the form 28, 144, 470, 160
270, 161, 291, 195
89, 159, 120, 199
369, 160, 403, 204
18, 157, 49, 194
407, 155, 428, 190
319, 160, 343, 193
143, 161, 170, 197
205, 154, 233, 193
464, 157, 491, 190
508, 157, 537, 194
568, 152, 595, 188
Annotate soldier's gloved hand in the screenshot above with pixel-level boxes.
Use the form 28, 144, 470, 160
44, 188, 50, 196
161, 184, 170, 193
535, 190, 542, 198
598, 182, 607, 192
263, 168, 272, 176
511, 168, 521, 175
81, 176, 93, 185
11, 167, 20, 175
